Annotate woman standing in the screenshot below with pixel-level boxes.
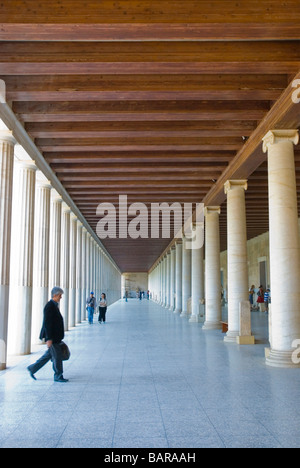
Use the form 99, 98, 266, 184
257, 285, 265, 312
98, 293, 107, 324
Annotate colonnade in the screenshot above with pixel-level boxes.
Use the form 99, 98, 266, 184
0, 128, 121, 370
150, 129, 300, 368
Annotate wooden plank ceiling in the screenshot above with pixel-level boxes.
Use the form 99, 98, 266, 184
0, 0, 300, 272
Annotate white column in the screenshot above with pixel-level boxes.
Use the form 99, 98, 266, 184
32, 174, 51, 344
190, 235, 204, 323
263, 129, 300, 367
224, 180, 249, 343
181, 236, 191, 317
159, 261, 162, 304
76, 221, 83, 324
162, 256, 166, 306
174, 241, 182, 314
169, 246, 176, 311
165, 252, 171, 308
12, 160, 37, 355
69, 213, 77, 328
203, 207, 222, 330
60, 203, 71, 331
0, 130, 16, 369
81, 228, 87, 321
85, 233, 90, 311
49, 191, 62, 290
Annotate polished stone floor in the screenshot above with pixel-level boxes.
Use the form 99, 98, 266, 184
0, 299, 300, 448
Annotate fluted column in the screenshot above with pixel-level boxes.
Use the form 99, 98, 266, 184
49, 191, 62, 290
174, 241, 182, 314
60, 203, 71, 331
76, 221, 83, 324
165, 252, 170, 308
203, 207, 222, 330
162, 256, 166, 306
224, 180, 249, 343
81, 228, 87, 321
190, 226, 204, 323
169, 246, 176, 311
32, 174, 51, 344
263, 129, 300, 367
0, 130, 16, 369
69, 213, 77, 328
12, 160, 37, 355
181, 236, 191, 317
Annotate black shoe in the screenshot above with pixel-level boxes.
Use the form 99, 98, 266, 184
54, 377, 69, 383
27, 367, 37, 381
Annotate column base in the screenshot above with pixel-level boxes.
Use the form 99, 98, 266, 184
189, 314, 200, 323
266, 348, 300, 368
180, 311, 188, 318
203, 321, 222, 330
224, 330, 239, 343
174, 308, 181, 314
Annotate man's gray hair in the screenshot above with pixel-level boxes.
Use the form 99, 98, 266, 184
51, 286, 64, 298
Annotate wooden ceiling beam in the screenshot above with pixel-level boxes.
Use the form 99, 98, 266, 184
0, 23, 300, 41
1, 0, 300, 24
1, 62, 299, 75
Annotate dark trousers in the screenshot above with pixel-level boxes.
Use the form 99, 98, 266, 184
28, 343, 63, 381
98, 307, 107, 323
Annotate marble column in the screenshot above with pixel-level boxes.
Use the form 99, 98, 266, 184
203, 207, 222, 330
190, 229, 204, 323
263, 129, 300, 367
13, 160, 37, 355
32, 174, 51, 344
0, 130, 16, 369
174, 241, 182, 314
76, 221, 83, 324
85, 233, 90, 310
69, 213, 77, 328
81, 228, 87, 321
224, 180, 249, 343
169, 246, 176, 311
60, 203, 71, 331
165, 252, 171, 308
162, 256, 166, 307
49, 191, 62, 290
181, 236, 191, 317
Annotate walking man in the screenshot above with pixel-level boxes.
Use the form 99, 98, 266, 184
27, 287, 68, 383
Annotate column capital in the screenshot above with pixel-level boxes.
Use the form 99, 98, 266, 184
204, 206, 221, 216
262, 129, 299, 153
36, 171, 51, 190
16, 158, 37, 172
224, 179, 248, 195
62, 202, 71, 214
51, 189, 63, 203
0, 129, 16, 146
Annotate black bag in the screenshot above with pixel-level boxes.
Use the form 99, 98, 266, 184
59, 341, 71, 361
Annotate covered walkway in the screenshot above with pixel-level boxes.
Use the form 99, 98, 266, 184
0, 299, 299, 448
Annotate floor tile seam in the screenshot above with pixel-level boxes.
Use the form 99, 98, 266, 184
154, 303, 234, 448
111, 324, 130, 448
145, 341, 171, 449
52, 323, 118, 448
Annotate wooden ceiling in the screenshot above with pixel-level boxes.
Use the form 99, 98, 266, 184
0, 1, 300, 272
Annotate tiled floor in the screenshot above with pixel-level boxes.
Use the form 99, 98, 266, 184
1, 299, 300, 448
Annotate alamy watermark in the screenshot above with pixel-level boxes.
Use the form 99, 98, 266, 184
96, 195, 204, 249
292, 79, 300, 104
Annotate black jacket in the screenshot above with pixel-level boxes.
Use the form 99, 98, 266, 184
39, 300, 65, 344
